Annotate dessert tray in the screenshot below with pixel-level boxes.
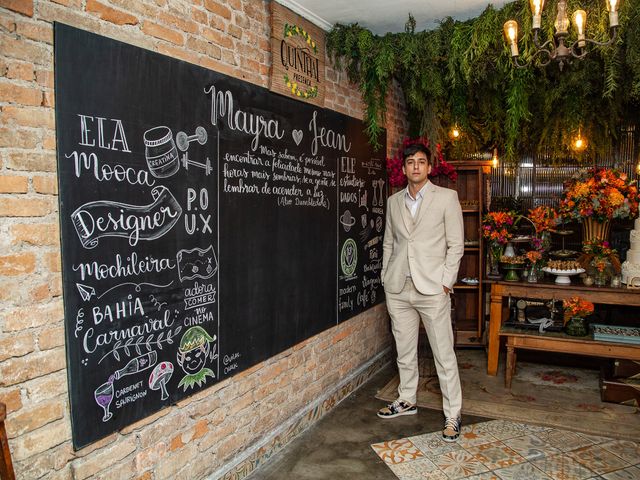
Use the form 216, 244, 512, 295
542, 267, 585, 285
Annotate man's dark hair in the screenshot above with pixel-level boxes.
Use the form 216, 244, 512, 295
402, 143, 432, 165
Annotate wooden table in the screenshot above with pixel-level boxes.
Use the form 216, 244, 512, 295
487, 280, 640, 376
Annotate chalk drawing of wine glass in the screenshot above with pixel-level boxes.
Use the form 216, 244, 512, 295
94, 379, 114, 422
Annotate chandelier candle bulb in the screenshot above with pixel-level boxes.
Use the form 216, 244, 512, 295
607, 0, 619, 27
572, 10, 587, 48
530, 0, 545, 29
503, 20, 519, 57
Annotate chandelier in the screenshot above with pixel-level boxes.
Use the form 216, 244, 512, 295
503, 0, 621, 70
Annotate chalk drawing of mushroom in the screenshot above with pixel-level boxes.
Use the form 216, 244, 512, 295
149, 361, 174, 400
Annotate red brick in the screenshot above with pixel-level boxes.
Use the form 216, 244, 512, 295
44, 251, 61, 272
16, 20, 52, 43
0, 197, 52, 217
0, 175, 28, 193
32, 175, 58, 194
142, 20, 184, 45
203, 0, 231, 19
158, 11, 198, 34
0, 389, 22, 413
0, 127, 40, 149
0, 348, 66, 387
35, 68, 53, 88
2, 0, 34, 17
5, 61, 33, 81
201, 26, 234, 49
0, 332, 34, 361
191, 6, 207, 24
5, 399, 64, 438
186, 36, 221, 59
157, 43, 199, 66
10, 419, 70, 461
0, 252, 36, 275
2, 301, 63, 331
38, 325, 65, 350
10, 222, 59, 246
71, 438, 136, 480
6, 151, 56, 171
86, 0, 139, 26
227, 23, 242, 39
1, 105, 55, 128
0, 32, 49, 65
0, 81, 41, 106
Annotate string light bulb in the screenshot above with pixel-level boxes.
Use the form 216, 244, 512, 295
572, 127, 587, 152
450, 125, 461, 140
492, 148, 499, 168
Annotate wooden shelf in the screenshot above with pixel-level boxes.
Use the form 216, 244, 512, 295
434, 161, 491, 346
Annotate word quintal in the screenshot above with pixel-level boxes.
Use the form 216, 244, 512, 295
206, 84, 284, 151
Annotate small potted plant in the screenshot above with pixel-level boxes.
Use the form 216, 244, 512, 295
563, 296, 594, 337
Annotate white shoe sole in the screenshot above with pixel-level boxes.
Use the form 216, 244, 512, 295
377, 408, 417, 419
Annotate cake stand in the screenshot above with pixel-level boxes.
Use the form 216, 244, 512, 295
549, 229, 577, 258
501, 262, 524, 282
542, 267, 585, 285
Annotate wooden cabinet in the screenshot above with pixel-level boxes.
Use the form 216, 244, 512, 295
433, 160, 490, 346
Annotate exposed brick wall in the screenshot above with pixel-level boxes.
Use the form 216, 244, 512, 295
0, 1, 408, 478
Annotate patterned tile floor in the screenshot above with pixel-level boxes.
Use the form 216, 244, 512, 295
371, 419, 640, 479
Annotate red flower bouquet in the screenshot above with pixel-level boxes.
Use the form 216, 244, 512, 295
386, 137, 457, 188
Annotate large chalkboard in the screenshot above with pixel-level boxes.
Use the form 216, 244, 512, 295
54, 23, 386, 449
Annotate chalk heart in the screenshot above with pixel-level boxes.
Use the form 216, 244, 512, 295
292, 129, 303, 146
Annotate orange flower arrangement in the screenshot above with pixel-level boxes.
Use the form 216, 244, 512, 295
482, 211, 517, 245
525, 250, 542, 265
559, 168, 639, 222
563, 296, 594, 322
528, 206, 559, 234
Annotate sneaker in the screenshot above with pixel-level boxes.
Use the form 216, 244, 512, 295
377, 399, 417, 419
442, 417, 461, 442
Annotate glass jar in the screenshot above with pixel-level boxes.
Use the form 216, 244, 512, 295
565, 316, 588, 337
527, 265, 538, 283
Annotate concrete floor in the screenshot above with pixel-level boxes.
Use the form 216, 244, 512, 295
249, 361, 489, 479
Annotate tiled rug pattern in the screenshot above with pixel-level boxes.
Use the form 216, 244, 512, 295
372, 419, 640, 479
376, 350, 640, 440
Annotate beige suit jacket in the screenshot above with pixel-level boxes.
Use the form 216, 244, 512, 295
381, 182, 464, 295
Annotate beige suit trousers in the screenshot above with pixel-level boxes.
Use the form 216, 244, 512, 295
386, 277, 462, 419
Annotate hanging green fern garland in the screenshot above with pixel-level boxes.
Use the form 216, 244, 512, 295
326, 0, 640, 162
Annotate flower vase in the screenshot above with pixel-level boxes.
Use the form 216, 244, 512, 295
582, 218, 611, 243
591, 258, 610, 287
527, 266, 538, 283
487, 243, 503, 279
565, 316, 588, 337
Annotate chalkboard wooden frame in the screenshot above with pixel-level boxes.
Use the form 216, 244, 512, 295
54, 23, 386, 449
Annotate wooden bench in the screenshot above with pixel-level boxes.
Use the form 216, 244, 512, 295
499, 327, 640, 389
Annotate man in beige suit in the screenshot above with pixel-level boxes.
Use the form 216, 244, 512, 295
378, 143, 464, 442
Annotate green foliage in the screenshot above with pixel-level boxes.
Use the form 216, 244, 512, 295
326, 0, 640, 162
